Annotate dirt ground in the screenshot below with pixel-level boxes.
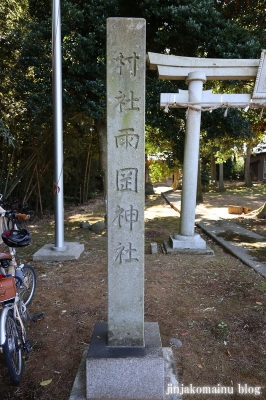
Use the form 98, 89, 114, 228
0, 182, 266, 400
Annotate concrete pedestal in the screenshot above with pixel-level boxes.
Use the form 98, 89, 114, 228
86, 322, 166, 399
70, 343, 181, 400
164, 234, 213, 255
172, 233, 206, 249
32, 242, 84, 261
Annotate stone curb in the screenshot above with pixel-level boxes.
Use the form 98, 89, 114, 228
197, 220, 266, 278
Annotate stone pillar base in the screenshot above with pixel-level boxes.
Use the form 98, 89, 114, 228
86, 322, 166, 399
164, 234, 213, 254
172, 233, 206, 249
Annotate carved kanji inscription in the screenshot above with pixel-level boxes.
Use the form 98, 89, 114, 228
115, 90, 140, 112
116, 168, 138, 192
113, 204, 139, 230
115, 242, 139, 263
115, 128, 139, 149
113, 52, 140, 76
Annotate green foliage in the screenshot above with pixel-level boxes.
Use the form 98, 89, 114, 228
148, 160, 173, 183
0, 0, 117, 209
146, 131, 181, 182
216, 0, 266, 48
221, 155, 245, 180
0, 0, 265, 209
146, 76, 186, 164
201, 108, 253, 149
119, 0, 261, 57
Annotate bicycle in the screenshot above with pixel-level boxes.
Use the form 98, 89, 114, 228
0, 196, 42, 383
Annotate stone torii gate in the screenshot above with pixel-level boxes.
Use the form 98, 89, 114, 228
147, 50, 266, 252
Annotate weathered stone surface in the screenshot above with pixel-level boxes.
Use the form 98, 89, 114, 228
80, 221, 90, 229
106, 17, 146, 346
150, 242, 158, 254
86, 322, 165, 399
89, 221, 106, 234
169, 338, 182, 348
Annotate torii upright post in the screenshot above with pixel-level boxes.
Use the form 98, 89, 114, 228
178, 71, 206, 241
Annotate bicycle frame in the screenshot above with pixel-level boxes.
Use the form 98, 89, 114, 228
0, 304, 10, 347
0, 294, 28, 346
0, 196, 40, 383
0, 203, 24, 348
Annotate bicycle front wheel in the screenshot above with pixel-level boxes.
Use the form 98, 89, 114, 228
3, 310, 24, 383
20, 265, 36, 306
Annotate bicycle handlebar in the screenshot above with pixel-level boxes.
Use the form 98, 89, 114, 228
2, 212, 31, 220
0, 195, 31, 221
14, 214, 31, 221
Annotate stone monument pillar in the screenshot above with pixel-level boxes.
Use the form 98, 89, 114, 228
85, 19, 174, 400
106, 17, 145, 347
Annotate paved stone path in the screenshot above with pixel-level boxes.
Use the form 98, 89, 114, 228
148, 187, 266, 278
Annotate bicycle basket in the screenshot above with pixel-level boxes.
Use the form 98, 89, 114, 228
2, 229, 31, 247
0, 276, 17, 301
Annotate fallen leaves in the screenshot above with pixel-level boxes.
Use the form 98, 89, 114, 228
40, 379, 52, 386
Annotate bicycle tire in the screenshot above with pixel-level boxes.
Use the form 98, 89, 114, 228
20, 265, 36, 306
3, 310, 24, 383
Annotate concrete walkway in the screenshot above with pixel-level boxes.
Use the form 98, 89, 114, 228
153, 187, 266, 279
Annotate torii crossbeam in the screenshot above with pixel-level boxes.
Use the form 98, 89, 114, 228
147, 50, 266, 252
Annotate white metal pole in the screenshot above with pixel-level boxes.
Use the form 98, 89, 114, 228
52, 0, 66, 251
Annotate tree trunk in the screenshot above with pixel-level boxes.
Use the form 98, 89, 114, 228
23, 163, 50, 205
196, 157, 203, 204
172, 168, 182, 190
35, 165, 43, 215
85, 154, 92, 202
218, 162, 225, 192
83, 143, 91, 203
4, 148, 15, 197
210, 152, 217, 187
0, 149, 8, 189
145, 155, 154, 194
244, 145, 253, 188
95, 120, 107, 199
